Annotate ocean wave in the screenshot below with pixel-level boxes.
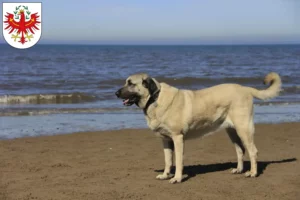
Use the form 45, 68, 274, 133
254, 101, 300, 106
100, 76, 298, 95
1, 102, 300, 116
14, 56, 51, 62
0, 107, 140, 116
282, 86, 300, 94
0, 93, 97, 104
100, 75, 291, 87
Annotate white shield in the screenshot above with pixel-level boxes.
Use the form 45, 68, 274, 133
2, 2, 42, 49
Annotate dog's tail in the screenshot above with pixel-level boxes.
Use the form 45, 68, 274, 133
247, 72, 282, 100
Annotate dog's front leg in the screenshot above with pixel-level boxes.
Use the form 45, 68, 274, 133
169, 134, 184, 184
156, 138, 174, 180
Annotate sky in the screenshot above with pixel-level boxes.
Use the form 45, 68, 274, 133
1, 0, 300, 45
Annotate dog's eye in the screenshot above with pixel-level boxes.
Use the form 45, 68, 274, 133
128, 80, 134, 86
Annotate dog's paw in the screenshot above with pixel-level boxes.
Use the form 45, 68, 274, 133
245, 171, 257, 178
156, 174, 171, 180
169, 177, 182, 184
230, 168, 243, 174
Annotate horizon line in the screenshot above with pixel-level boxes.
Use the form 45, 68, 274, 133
0, 42, 300, 46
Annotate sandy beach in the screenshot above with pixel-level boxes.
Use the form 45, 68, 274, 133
0, 122, 299, 200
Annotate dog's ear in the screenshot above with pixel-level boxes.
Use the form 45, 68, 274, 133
142, 77, 158, 95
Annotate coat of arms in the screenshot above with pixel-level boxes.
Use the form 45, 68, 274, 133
3, 3, 42, 49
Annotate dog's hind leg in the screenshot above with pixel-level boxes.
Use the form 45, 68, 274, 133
235, 121, 258, 178
226, 128, 245, 174
156, 138, 174, 180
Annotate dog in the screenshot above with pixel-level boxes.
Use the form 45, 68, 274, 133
115, 72, 281, 184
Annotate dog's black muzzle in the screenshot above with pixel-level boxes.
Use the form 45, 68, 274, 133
115, 89, 121, 98
115, 88, 139, 106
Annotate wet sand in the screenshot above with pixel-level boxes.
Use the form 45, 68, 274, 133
0, 123, 299, 200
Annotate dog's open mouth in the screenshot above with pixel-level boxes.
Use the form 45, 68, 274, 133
122, 96, 139, 106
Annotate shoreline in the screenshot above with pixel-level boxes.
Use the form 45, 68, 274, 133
1, 121, 299, 141
2, 103, 300, 140
1, 122, 300, 199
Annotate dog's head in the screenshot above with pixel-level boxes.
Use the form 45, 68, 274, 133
115, 73, 160, 108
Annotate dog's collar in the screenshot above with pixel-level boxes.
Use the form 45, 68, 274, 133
143, 89, 160, 115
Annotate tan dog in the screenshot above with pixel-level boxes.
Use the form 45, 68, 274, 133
115, 72, 281, 184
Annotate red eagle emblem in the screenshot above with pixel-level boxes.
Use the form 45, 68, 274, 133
4, 7, 40, 44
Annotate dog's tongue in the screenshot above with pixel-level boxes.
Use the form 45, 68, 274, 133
123, 99, 129, 105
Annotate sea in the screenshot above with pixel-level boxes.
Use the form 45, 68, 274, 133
0, 44, 300, 139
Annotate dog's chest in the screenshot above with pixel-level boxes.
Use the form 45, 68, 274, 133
145, 115, 161, 131
144, 106, 160, 129
145, 114, 172, 138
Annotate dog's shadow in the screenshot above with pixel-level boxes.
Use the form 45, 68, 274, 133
154, 158, 297, 182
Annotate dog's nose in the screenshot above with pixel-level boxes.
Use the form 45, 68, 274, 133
115, 90, 121, 98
